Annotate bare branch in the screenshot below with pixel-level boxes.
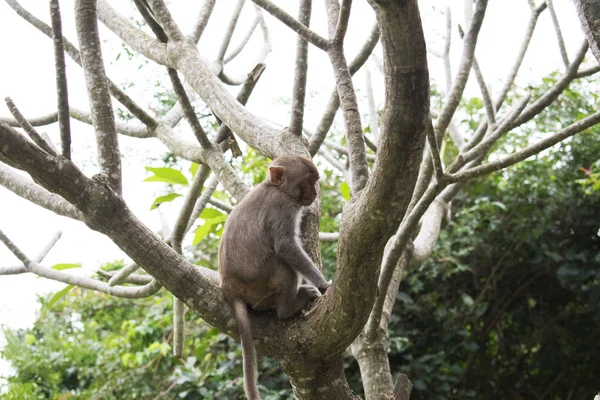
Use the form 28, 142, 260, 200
319, 232, 339, 242
435, 0, 488, 138
443, 6, 452, 93
0, 228, 31, 266
512, 40, 588, 127
208, 198, 233, 213
333, 0, 352, 44
0, 111, 58, 127
223, 14, 260, 64
173, 296, 185, 357
368, 183, 443, 339
108, 262, 141, 286
412, 200, 448, 265
365, 67, 379, 143
146, 0, 184, 41
289, 0, 312, 136
426, 120, 444, 180
472, 58, 496, 127
547, 0, 570, 68
307, 23, 379, 155
167, 69, 212, 148
171, 166, 211, 252
449, 110, 600, 183
35, 231, 63, 263
495, 2, 546, 110
449, 95, 531, 173
185, 174, 220, 234
575, 64, 600, 79
49, 0, 72, 159
251, 0, 329, 51
216, 0, 246, 64
191, 0, 216, 43
98, 268, 153, 285
0, 162, 81, 219
4, 98, 57, 155
75, 0, 122, 192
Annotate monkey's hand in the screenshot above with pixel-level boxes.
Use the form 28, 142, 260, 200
317, 281, 331, 294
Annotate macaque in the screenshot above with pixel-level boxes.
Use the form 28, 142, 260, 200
219, 154, 330, 400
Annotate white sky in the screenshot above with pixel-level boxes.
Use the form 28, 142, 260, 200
0, 0, 591, 385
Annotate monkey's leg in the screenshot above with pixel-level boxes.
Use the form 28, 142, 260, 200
275, 269, 320, 319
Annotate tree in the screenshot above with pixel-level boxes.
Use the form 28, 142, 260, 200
0, 0, 598, 398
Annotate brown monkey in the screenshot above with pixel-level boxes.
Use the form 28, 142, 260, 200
218, 154, 330, 400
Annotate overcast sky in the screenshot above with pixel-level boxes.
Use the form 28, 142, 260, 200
0, 0, 591, 384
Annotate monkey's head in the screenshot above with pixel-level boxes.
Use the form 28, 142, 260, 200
267, 155, 320, 206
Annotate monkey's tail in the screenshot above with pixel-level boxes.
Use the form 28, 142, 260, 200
232, 299, 261, 400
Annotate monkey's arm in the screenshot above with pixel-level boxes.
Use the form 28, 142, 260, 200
274, 235, 328, 290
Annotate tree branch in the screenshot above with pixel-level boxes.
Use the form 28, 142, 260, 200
49, 0, 72, 159
251, 0, 329, 51
547, 0, 570, 68
75, 0, 122, 192
448, 110, 600, 183
4, 98, 57, 156
288, 0, 312, 136
191, 0, 216, 44
308, 23, 379, 156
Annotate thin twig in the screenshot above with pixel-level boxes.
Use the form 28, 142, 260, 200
512, 40, 588, 127
251, 0, 329, 50
185, 174, 220, 234
171, 165, 211, 251
365, 67, 379, 143
34, 231, 63, 263
332, 0, 352, 44
547, 0, 569, 68
448, 110, 600, 183
288, 0, 312, 136
4, 98, 57, 155
0, 228, 32, 267
191, 0, 216, 44
49, 0, 72, 159
146, 0, 184, 41
108, 262, 141, 286
307, 23, 379, 156
216, 0, 246, 64
448, 95, 531, 173
426, 120, 444, 180
435, 0, 488, 139
224, 14, 260, 64
495, 2, 547, 111
168, 69, 212, 148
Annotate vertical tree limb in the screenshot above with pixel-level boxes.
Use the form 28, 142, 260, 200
74, 0, 122, 193
288, 0, 312, 136
50, 0, 72, 159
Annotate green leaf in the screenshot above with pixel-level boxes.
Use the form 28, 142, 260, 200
190, 162, 199, 178
50, 263, 81, 271
340, 181, 351, 201
150, 193, 182, 210
200, 208, 224, 219
144, 167, 188, 186
193, 215, 228, 245
47, 285, 74, 309
24, 333, 35, 345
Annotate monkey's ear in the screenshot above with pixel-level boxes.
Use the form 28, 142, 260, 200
268, 166, 285, 185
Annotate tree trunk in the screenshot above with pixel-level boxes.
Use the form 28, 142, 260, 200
352, 331, 394, 400
282, 357, 360, 399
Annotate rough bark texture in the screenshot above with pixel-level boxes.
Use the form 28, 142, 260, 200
319, 0, 428, 352
573, 0, 600, 63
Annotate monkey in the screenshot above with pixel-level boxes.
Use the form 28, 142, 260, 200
218, 154, 330, 400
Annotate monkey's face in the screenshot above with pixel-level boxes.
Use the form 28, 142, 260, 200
299, 174, 319, 206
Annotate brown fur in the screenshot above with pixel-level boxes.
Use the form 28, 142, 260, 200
219, 155, 329, 400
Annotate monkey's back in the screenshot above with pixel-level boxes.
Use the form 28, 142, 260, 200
218, 183, 300, 307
